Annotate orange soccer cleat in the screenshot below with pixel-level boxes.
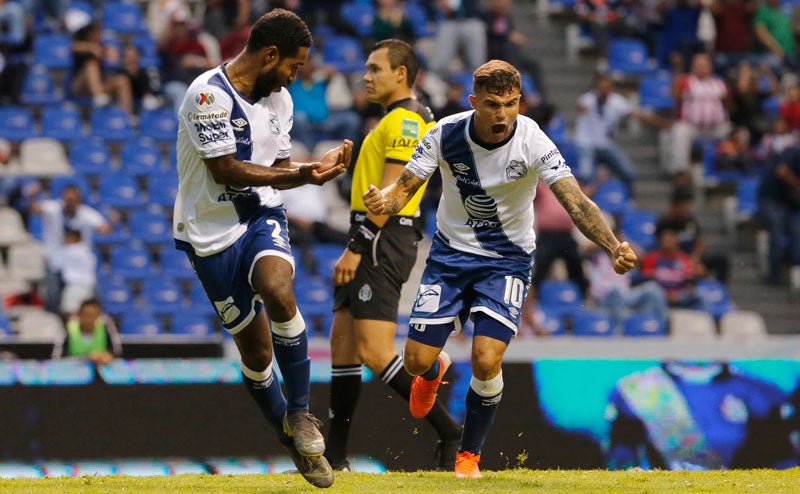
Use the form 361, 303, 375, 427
454, 451, 482, 479
409, 351, 451, 419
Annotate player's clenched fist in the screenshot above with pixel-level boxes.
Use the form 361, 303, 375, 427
363, 184, 388, 215
612, 241, 637, 274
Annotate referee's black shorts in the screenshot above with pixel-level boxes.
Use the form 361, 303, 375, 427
333, 212, 422, 322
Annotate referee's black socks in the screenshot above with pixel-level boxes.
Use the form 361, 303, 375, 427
328, 364, 362, 466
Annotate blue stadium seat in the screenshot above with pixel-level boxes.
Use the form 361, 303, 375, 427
98, 174, 145, 209
139, 108, 178, 143
188, 281, 218, 317
322, 36, 365, 74
33, 34, 73, 70
90, 106, 134, 142
295, 277, 333, 337
159, 248, 195, 282
69, 137, 112, 177
521, 72, 537, 99
0, 309, 11, 336
592, 178, 631, 215
41, 104, 85, 142
102, 1, 147, 35
572, 309, 615, 337
120, 311, 162, 336
129, 211, 171, 246
109, 245, 153, 280
141, 276, 184, 316
20, 65, 62, 106
638, 72, 674, 112
120, 137, 164, 177
622, 312, 667, 337
132, 34, 160, 68
94, 222, 131, 249
50, 175, 90, 200
311, 243, 344, 280
696, 278, 733, 319
340, 2, 375, 38
607, 38, 653, 78
171, 313, 214, 337
537, 279, 583, 319
0, 106, 38, 142
97, 277, 134, 318
536, 309, 566, 336
620, 208, 657, 251
147, 173, 179, 209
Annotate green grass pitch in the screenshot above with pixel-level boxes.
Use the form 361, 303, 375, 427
2, 469, 799, 493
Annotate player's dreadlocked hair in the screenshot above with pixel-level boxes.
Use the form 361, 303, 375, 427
246, 8, 312, 58
473, 60, 521, 97
373, 39, 419, 88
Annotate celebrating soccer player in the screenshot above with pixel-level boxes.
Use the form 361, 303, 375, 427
363, 59, 637, 478
172, 9, 351, 488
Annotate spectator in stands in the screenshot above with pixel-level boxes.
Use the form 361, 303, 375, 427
756, 142, 800, 292
69, 18, 133, 113
713, 125, 757, 175
121, 44, 164, 113
710, 0, 757, 71
157, 9, 213, 115
288, 55, 362, 151
668, 52, 731, 180
574, 73, 645, 192
0, 0, 30, 105
656, 187, 731, 285
59, 229, 98, 317
32, 185, 111, 315
759, 116, 798, 161
52, 298, 122, 364
373, 0, 417, 44
431, 0, 487, 77
779, 80, 800, 131
753, 0, 796, 69
484, 0, 546, 102
586, 222, 668, 330
573, 0, 630, 55
640, 222, 709, 311
729, 60, 778, 144
533, 179, 588, 297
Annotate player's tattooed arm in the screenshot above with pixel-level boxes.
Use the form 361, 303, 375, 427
364, 169, 426, 215
549, 177, 620, 257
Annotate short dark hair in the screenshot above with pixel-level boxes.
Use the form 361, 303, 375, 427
373, 39, 418, 87
246, 8, 312, 57
473, 59, 521, 96
79, 298, 102, 311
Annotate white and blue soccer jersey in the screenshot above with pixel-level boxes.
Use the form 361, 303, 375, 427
406, 111, 573, 259
173, 66, 293, 256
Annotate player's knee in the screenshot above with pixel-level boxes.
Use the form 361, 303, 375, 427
240, 346, 273, 372
403, 351, 427, 376
471, 348, 502, 380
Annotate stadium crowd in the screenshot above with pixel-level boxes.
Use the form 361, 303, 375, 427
0, 0, 796, 349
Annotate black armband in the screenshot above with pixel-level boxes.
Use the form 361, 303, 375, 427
346, 218, 380, 254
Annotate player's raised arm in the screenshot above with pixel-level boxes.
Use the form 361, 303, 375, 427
363, 169, 426, 215
549, 176, 637, 274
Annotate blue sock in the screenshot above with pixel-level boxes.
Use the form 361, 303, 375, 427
271, 313, 310, 414
460, 375, 503, 455
241, 364, 290, 446
421, 357, 441, 381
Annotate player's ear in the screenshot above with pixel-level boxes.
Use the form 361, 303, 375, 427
264, 46, 280, 67
397, 65, 406, 83
468, 94, 476, 109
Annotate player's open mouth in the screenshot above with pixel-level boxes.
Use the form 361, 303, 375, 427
491, 124, 506, 134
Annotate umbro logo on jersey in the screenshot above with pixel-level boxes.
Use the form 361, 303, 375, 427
231, 118, 248, 131
452, 162, 470, 174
